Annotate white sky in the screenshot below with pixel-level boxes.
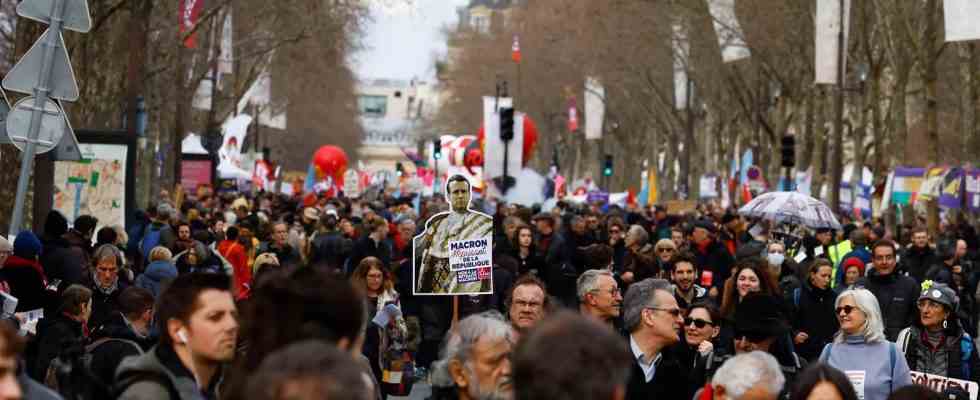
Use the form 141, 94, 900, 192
352, 0, 469, 82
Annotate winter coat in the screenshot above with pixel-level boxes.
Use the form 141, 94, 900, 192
61, 231, 92, 273
309, 230, 353, 272
84, 274, 131, 330
857, 268, 921, 341
897, 324, 980, 382
116, 344, 222, 400
349, 236, 392, 273
901, 245, 938, 283
1, 256, 49, 312
625, 342, 693, 400
692, 240, 734, 291
88, 312, 153, 389
135, 260, 178, 298
217, 240, 251, 299
32, 313, 84, 381
40, 235, 84, 286
258, 241, 300, 267
791, 280, 839, 362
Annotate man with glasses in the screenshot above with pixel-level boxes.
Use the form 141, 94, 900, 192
858, 239, 920, 340
577, 270, 622, 327
622, 278, 690, 399
507, 275, 549, 339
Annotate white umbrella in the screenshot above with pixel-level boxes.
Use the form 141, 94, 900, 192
737, 192, 841, 229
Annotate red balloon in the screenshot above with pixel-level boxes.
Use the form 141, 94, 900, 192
476, 114, 539, 166
311, 145, 348, 186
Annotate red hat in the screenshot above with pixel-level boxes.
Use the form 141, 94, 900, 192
841, 257, 866, 276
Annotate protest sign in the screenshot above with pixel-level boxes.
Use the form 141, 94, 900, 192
910, 371, 978, 400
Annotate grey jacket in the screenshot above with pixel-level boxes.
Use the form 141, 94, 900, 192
115, 345, 219, 400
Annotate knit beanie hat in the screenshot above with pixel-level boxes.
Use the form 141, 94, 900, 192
13, 231, 42, 259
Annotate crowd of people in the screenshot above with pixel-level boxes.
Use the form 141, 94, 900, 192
0, 177, 976, 399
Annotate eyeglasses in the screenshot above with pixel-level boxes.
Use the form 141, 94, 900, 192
646, 307, 682, 318
835, 305, 858, 315
591, 287, 621, 297
657, 248, 675, 254
684, 317, 715, 328
917, 300, 945, 311
514, 300, 543, 310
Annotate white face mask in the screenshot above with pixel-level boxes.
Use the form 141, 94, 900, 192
767, 253, 785, 267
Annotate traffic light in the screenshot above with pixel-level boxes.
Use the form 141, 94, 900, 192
433, 139, 442, 160
500, 107, 515, 141
396, 162, 404, 177
603, 154, 613, 177
781, 135, 796, 168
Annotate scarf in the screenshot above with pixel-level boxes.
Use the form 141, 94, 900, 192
92, 272, 118, 295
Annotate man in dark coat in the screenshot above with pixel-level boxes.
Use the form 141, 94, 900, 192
622, 278, 691, 400
32, 284, 90, 380
84, 245, 131, 330
39, 210, 84, 286
88, 287, 155, 390
63, 215, 98, 273
309, 213, 353, 272
858, 239, 921, 341
899, 226, 936, 283
532, 213, 570, 304
348, 216, 391, 274
690, 220, 734, 297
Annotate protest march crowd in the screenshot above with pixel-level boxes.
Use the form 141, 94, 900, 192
0, 177, 977, 400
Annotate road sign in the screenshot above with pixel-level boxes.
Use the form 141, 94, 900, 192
52, 99, 81, 161
5, 97, 65, 155
2, 29, 80, 101
17, 0, 92, 32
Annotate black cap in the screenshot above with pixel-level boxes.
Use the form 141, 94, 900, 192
734, 294, 789, 339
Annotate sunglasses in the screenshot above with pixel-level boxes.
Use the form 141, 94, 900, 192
684, 317, 714, 328
657, 248, 675, 253
734, 330, 771, 342
835, 305, 858, 315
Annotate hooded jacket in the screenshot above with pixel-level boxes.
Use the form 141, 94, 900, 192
1, 255, 49, 312
116, 344, 222, 400
857, 268, 921, 341
135, 260, 178, 298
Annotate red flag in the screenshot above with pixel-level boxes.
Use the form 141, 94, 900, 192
179, 0, 204, 48
567, 98, 579, 132
511, 35, 521, 63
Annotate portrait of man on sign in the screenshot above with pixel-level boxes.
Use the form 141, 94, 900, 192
414, 175, 493, 295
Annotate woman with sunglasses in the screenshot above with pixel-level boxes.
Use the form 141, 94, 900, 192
791, 258, 839, 362
895, 282, 980, 383
818, 288, 912, 400
653, 239, 677, 277
681, 302, 724, 393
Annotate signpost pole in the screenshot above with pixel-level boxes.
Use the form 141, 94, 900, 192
10, 0, 66, 236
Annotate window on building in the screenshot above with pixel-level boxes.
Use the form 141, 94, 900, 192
358, 95, 387, 117
470, 15, 489, 33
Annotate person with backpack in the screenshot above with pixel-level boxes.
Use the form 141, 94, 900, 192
818, 288, 912, 400
140, 203, 176, 268
87, 287, 156, 394
32, 285, 91, 381
896, 282, 980, 383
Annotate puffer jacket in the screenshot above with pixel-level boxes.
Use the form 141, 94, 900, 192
897, 323, 980, 382
135, 260, 178, 298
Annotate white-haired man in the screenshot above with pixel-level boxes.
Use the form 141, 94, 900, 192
431, 311, 514, 400
707, 351, 786, 400
577, 269, 622, 327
